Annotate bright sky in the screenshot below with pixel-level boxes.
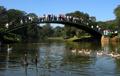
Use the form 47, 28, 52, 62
0, 0, 120, 21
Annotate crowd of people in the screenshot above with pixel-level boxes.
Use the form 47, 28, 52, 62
38, 14, 88, 25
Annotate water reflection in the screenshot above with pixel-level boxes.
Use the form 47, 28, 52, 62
0, 41, 120, 76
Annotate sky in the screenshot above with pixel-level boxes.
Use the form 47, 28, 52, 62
0, 0, 120, 21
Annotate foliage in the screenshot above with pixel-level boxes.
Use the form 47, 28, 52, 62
114, 5, 120, 32
53, 26, 64, 37
0, 6, 42, 42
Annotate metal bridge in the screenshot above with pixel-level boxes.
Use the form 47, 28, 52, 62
5, 15, 102, 39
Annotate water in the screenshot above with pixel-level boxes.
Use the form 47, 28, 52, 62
0, 41, 120, 76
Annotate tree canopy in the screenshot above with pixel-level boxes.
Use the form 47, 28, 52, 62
114, 5, 120, 30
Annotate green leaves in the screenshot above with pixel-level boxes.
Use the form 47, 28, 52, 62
114, 5, 120, 31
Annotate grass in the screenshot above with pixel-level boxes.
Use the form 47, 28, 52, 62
47, 35, 91, 42
66, 35, 91, 41
47, 37, 64, 40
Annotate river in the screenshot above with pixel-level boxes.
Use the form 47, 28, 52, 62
0, 40, 120, 76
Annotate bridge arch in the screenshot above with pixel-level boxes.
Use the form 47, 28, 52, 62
36, 20, 102, 39
6, 15, 102, 40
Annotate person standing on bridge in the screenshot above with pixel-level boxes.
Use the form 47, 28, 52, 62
59, 14, 62, 21
53, 15, 57, 21
39, 16, 43, 22
43, 14, 47, 21
70, 16, 73, 22
66, 15, 69, 21
51, 14, 53, 21
47, 14, 51, 21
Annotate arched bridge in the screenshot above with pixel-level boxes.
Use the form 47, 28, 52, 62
5, 15, 102, 39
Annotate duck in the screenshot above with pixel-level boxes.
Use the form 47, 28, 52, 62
115, 54, 120, 59
96, 51, 103, 56
71, 49, 76, 53
110, 53, 120, 58
78, 50, 83, 54
84, 50, 91, 55
107, 52, 114, 57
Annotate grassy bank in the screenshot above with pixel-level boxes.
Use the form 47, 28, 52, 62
47, 36, 92, 42
47, 37, 64, 40
66, 36, 91, 41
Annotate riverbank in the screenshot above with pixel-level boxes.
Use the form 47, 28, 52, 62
47, 36, 81, 41
47, 37, 64, 40
47, 36, 97, 42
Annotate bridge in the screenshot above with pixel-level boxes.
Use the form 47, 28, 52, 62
5, 15, 102, 39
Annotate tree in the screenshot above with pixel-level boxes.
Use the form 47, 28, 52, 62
7, 9, 26, 29
53, 26, 64, 37
0, 6, 8, 28
114, 5, 120, 30
89, 16, 96, 22
0, 6, 6, 14
42, 23, 54, 37
26, 13, 40, 39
